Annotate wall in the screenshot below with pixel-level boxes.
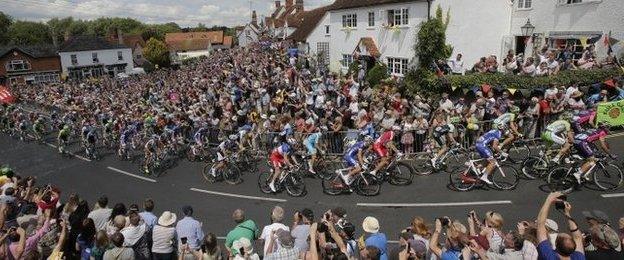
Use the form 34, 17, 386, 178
0, 50, 61, 76
59, 48, 133, 74
435, 0, 513, 70
238, 25, 259, 47
305, 12, 331, 61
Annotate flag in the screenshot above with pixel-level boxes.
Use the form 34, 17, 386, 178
508, 88, 517, 95
0, 86, 15, 104
597, 99, 624, 126
579, 36, 589, 48
451, 85, 457, 91
481, 84, 491, 94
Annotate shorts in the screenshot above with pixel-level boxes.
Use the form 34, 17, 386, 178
344, 155, 359, 168
305, 141, 317, 155
475, 143, 493, 159
373, 143, 388, 158
270, 151, 285, 168
587, 129, 607, 143
541, 131, 565, 146
573, 140, 593, 158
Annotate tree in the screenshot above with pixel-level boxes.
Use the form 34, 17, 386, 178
7, 20, 51, 45
143, 38, 170, 67
0, 12, 12, 45
366, 63, 389, 87
406, 5, 453, 95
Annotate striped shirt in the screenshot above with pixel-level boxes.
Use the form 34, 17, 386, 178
152, 225, 176, 253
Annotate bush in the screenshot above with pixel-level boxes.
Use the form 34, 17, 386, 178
436, 68, 623, 90
366, 63, 388, 87
348, 61, 360, 76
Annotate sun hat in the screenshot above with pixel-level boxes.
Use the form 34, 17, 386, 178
362, 216, 380, 233
158, 211, 177, 226
545, 219, 559, 232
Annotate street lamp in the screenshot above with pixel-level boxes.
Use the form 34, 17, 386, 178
521, 19, 535, 37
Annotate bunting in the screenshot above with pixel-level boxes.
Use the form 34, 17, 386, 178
508, 88, 517, 95
579, 36, 589, 48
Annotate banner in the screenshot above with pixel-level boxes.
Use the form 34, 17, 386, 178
508, 88, 517, 95
0, 86, 15, 104
579, 36, 589, 48
597, 99, 624, 126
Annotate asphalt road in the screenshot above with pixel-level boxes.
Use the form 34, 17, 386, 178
1, 132, 623, 242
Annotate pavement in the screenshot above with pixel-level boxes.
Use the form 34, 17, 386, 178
1, 132, 623, 242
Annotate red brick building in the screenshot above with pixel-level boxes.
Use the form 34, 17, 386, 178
0, 45, 61, 86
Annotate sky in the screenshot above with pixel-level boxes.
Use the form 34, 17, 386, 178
0, 0, 334, 27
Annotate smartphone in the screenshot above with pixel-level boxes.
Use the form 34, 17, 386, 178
239, 246, 245, 256
181, 237, 188, 245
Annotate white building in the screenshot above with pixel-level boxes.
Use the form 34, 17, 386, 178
266, 0, 305, 39
58, 36, 133, 79
238, 11, 261, 48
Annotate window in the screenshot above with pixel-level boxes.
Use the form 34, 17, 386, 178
136, 54, 142, 59
245, 30, 250, 36
558, 0, 584, 3
368, 12, 375, 27
388, 9, 409, 26
5, 60, 31, 72
325, 25, 330, 35
518, 0, 532, 9
341, 14, 357, 28
71, 54, 78, 65
341, 54, 353, 69
387, 57, 409, 76
117, 51, 123, 61
317, 42, 330, 65
92, 53, 98, 63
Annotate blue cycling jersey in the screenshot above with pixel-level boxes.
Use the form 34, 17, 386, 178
346, 141, 366, 158
305, 133, 321, 145
477, 129, 502, 145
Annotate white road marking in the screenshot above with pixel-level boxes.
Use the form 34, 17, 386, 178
72, 153, 92, 162
190, 188, 287, 203
45, 143, 57, 148
107, 166, 157, 183
601, 193, 624, 198
357, 200, 513, 208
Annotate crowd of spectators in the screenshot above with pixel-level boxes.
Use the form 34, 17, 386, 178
0, 167, 622, 260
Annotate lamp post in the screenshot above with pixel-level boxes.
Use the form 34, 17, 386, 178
520, 18, 538, 60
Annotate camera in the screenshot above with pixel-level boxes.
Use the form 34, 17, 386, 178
438, 217, 450, 227
181, 237, 188, 245
317, 222, 328, 233
555, 195, 567, 210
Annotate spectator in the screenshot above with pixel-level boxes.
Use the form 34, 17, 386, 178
264, 229, 299, 260
138, 198, 157, 229
536, 192, 585, 260
292, 208, 313, 254
103, 232, 135, 260
121, 212, 149, 259
198, 233, 223, 260
76, 218, 97, 259
90, 230, 111, 260
105, 203, 128, 236
584, 224, 624, 259
521, 57, 536, 76
176, 206, 204, 251
468, 231, 526, 259
403, 216, 431, 259
430, 218, 470, 260
449, 53, 464, 75
225, 209, 259, 255
261, 206, 290, 256
88, 196, 112, 231
231, 237, 259, 260
361, 216, 388, 260
152, 211, 177, 260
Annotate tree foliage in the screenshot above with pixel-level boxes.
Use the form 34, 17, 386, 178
7, 20, 51, 45
366, 62, 389, 88
0, 12, 13, 45
143, 38, 170, 68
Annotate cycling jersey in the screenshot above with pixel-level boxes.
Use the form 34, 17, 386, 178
360, 123, 376, 139
304, 133, 321, 155
432, 124, 454, 146
476, 129, 502, 159
193, 128, 208, 144
344, 141, 365, 167
373, 130, 394, 157
572, 110, 596, 132
86, 131, 97, 144
545, 120, 571, 134
573, 132, 594, 158
270, 143, 292, 168
586, 128, 608, 143
145, 139, 157, 153
58, 128, 70, 141
120, 129, 134, 146
493, 113, 516, 129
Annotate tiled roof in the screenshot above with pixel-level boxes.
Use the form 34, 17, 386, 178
288, 5, 333, 42
358, 37, 381, 58
165, 31, 224, 51
59, 36, 128, 52
223, 36, 233, 47
0, 45, 58, 59
122, 35, 145, 49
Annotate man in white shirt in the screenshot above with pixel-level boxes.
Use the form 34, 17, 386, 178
448, 53, 464, 75
88, 196, 112, 231
260, 206, 290, 256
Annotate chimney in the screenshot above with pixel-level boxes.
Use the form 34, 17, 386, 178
286, 0, 293, 8
295, 0, 304, 13
117, 28, 124, 45
252, 10, 257, 24
275, 1, 281, 8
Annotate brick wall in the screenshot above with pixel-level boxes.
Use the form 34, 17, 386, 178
0, 50, 61, 77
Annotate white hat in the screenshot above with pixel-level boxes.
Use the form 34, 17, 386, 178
158, 211, 177, 226
362, 216, 380, 233
545, 219, 559, 232
269, 115, 277, 121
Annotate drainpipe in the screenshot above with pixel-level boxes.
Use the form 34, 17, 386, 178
427, 0, 431, 20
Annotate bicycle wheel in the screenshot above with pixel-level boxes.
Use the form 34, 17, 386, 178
593, 163, 624, 191
491, 164, 519, 190
412, 159, 435, 176
387, 162, 414, 185
257, 171, 273, 194
202, 164, 218, 183
285, 173, 306, 197
547, 167, 576, 192
521, 156, 548, 180
321, 173, 346, 195
223, 165, 243, 185
506, 143, 531, 163
355, 173, 381, 196
316, 160, 341, 180
449, 167, 477, 191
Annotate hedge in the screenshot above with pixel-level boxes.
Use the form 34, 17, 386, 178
434, 68, 623, 90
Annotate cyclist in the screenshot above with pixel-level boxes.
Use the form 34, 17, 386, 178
475, 127, 507, 185
80, 120, 91, 148
370, 125, 402, 176
102, 118, 115, 146
143, 135, 163, 174
237, 124, 253, 151
492, 105, 522, 150
85, 127, 98, 157
32, 116, 45, 140
339, 136, 373, 185
572, 122, 617, 183
210, 134, 239, 178
57, 125, 71, 154
303, 130, 322, 174
430, 114, 457, 167
541, 113, 575, 164
191, 126, 209, 158
118, 126, 135, 158
572, 109, 597, 132
268, 138, 295, 192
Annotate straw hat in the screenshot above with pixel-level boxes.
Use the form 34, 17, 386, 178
158, 211, 177, 226
362, 216, 380, 233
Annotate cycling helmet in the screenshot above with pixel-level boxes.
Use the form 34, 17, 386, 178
509, 106, 520, 114
229, 134, 238, 141
287, 137, 297, 145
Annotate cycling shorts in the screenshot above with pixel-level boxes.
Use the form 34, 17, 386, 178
87, 136, 96, 144
270, 151, 285, 168
541, 131, 566, 146
373, 143, 388, 158
475, 142, 493, 159
344, 155, 359, 168
573, 140, 593, 158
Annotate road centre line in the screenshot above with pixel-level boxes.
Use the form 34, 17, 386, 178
601, 193, 624, 198
357, 200, 513, 208
190, 188, 287, 203
107, 166, 157, 183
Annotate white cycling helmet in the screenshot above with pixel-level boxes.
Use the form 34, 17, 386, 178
228, 134, 238, 141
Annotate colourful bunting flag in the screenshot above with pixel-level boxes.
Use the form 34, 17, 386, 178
508, 88, 517, 95
579, 36, 589, 48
